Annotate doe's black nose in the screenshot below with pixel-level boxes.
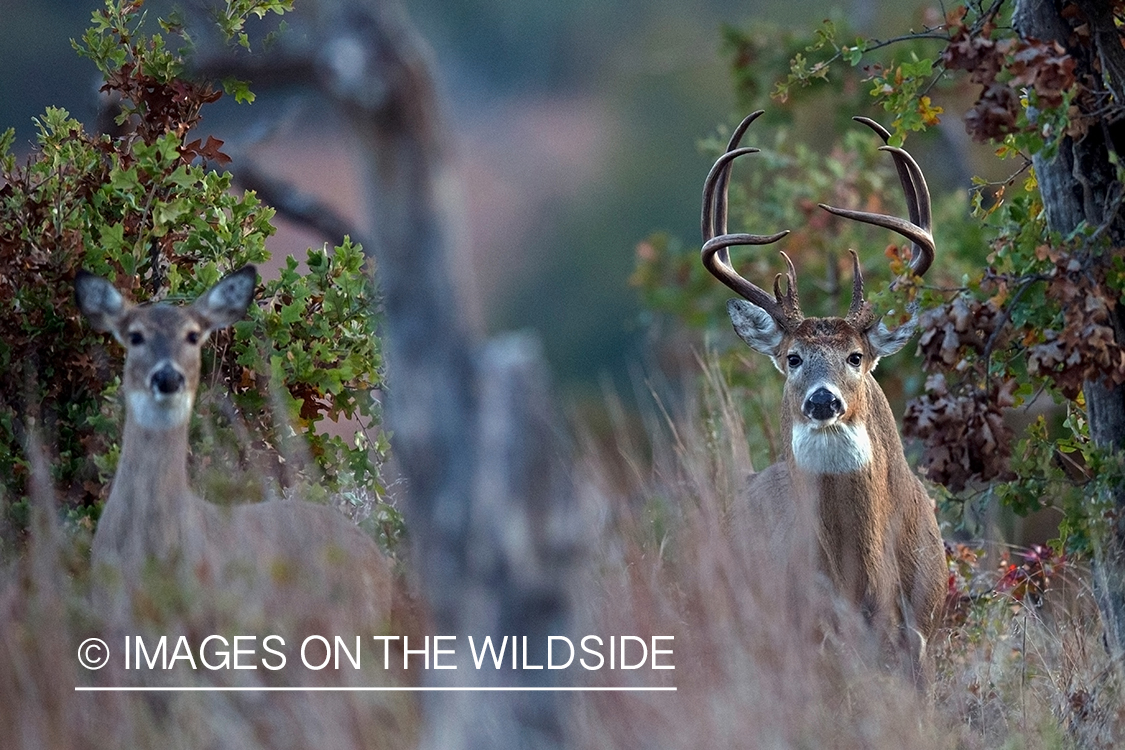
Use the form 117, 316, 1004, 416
804, 388, 843, 421
150, 365, 185, 395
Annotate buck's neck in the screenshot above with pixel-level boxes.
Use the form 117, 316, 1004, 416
779, 378, 909, 606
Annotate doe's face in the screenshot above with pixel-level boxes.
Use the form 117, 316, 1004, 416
74, 266, 258, 431
118, 305, 209, 430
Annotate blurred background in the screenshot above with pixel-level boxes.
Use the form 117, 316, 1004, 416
1, 0, 936, 398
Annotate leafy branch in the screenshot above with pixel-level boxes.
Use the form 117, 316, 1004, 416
1, 0, 393, 551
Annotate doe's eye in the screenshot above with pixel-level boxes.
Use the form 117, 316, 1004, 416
186, 330, 201, 345
128, 331, 144, 346
787, 354, 802, 369
847, 352, 863, 367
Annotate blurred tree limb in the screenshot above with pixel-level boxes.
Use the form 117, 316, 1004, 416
192, 0, 583, 747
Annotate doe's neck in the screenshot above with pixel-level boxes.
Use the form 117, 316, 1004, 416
112, 414, 193, 508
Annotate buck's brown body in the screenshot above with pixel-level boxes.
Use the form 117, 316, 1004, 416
702, 113, 946, 682
747, 341, 945, 666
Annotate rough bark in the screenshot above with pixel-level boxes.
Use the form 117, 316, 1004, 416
1015, 0, 1125, 659
193, 1, 582, 747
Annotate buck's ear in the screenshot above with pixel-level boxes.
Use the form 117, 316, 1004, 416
728, 299, 784, 364
75, 271, 129, 335
867, 317, 916, 362
192, 266, 257, 331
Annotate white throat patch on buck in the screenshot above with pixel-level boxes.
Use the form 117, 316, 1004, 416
791, 420, 873, 474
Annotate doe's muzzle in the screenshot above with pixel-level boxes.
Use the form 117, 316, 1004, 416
150, 364, 185, 396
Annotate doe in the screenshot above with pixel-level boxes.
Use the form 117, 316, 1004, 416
701, 112, 946, 682
76, 266, 391, 629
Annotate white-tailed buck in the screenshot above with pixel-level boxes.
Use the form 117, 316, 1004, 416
702, 112, 946, 681
76, 266, 391, 630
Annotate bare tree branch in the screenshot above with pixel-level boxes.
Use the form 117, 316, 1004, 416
230, 159, 361, 249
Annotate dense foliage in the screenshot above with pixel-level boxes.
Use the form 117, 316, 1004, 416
0, 0, 392, 548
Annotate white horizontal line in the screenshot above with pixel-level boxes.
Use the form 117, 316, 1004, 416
75, 686, 677, 693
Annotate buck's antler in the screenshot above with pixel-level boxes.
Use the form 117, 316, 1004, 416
819, 117, 935, 329
700, 113, 947, 689
700, 110, 802, 333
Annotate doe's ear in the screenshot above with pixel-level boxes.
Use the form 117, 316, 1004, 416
728, 298, 784, 361
74, 271, 129, 335
192, 265, 257, 331
866, 316, 916, 363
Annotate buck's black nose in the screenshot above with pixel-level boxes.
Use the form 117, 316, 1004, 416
804, 388, 843, 421
150, 365, 185, 395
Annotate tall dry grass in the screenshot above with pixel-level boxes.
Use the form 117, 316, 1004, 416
570, 355, 1124, 749
2, 354, 1123, 748
0, 429, 419, 749
0, 522, 420, 748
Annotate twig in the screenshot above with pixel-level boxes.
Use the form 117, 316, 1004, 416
860, 30, 951, 55
982, 273, 1050, 391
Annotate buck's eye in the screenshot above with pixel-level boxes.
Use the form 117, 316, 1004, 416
847, 352, 863, 367
185, 330, 201, 345
128, 331, 144, 346
787, 354, 802, 369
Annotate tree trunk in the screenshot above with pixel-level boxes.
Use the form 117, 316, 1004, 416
1015, 0, 1125, 658
314, 4, 582, 747
193, 1, 583, 747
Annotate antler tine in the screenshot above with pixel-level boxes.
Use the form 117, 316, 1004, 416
702, 235, 793, 326
702, 110, 771, 246
701, 146, 762, 242
700, 111, 799, 331
853, 117, 929, 231
818, 118, 935, 279
711, 110, 766, 244
844, 249, 875, 328
776, 251, 802, 319
882, 144, 933, 276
